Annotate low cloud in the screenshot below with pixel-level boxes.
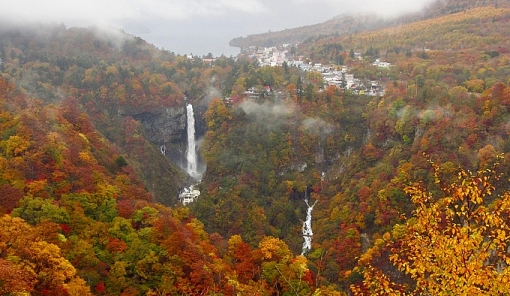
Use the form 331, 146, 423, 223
1, 0, 436, 56
238, 99, 295, 129
418, 105, 451, 124
1, 0, 435, 33
1, 0, 266, 28
199, 85, 222, 106
302, 117, 334, 136
90, 26, 135, 51
288, 0, 435, 18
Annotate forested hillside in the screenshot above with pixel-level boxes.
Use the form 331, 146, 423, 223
1, 1, 510, 295
0, 50, 320, 295
0, 23, 256, 204
230, 0, 510, 49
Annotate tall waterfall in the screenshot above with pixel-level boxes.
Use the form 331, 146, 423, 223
186, 103, 198, 179
302, 199, 318, 255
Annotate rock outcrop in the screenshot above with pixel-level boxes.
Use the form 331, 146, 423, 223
131, 106, 187, 146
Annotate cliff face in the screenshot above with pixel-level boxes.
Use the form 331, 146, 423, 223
193, 104, 208, 140
128, 105, 189, 174
126, 103, 207, 184
131, 106, 187, 145
114, 105, 189, 204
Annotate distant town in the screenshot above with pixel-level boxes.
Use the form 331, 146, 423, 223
241, 44, 389, 97
189, 43, 391, 104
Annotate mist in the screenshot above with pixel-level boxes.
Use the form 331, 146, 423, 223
302, 117, 335, 136
238, 99, 295, 130
1, 0, 438, 56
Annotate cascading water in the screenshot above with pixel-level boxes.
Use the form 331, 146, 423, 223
186, 103, 199, 179
302, 198, 318, 255
179, 103, 201, 205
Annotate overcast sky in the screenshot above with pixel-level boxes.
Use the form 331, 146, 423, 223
1, 0, 435, 56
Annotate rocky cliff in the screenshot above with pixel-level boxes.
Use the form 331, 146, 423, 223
131, 106, 187, 145
126, 103, 207, 184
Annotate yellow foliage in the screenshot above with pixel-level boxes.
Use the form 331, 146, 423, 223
64, 277, 92, 296
96, 183, 119, 199
25, 180, 48, 197
0, 216, 90, 293
464, 78, 485, 93
258, 236, 292, 261
78, 151, 92, 163
78, 133, 90, 146
186, 218, 208, 241
353, 159, 510, 295
227, 234, 243, 255
290, 255, 308, 274
105, 65, 119, 76
1, 136, 30, 157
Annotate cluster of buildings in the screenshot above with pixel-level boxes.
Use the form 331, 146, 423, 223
241, 44, 296, 67
322, 68, 386, 96
178, 187, 200, 206
241, 45, 389, 96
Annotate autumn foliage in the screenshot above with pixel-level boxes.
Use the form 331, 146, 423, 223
2, 2, 510, 294
352, 159, 510, 295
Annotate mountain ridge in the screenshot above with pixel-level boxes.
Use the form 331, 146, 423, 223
229, 0, 510, 48
1, 1, 510, 294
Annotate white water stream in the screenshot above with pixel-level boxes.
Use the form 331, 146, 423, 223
302, 199, 317, 255
186, 103, 199, 179
179, 103, 201, 205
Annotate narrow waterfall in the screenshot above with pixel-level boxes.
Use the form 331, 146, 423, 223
186, 103, 198, 179
179, 103, 202, 205
302, 199, 318, 255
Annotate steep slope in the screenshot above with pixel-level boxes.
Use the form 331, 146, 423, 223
300, 6, 510, 62
229, 14, 394, 48
197, 5, 510, 291
229, 0, 510, 48
2, 3, 510, 293
0, 78, 320, 295
0, 23, 215, 204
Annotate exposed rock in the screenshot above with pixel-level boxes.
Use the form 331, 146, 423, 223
127, 105, 189, 172
192, 104, 208, 139
360, 233, 371, 253
129, 106, 187, 145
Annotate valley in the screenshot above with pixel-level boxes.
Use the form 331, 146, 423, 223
1, 0, 510, 294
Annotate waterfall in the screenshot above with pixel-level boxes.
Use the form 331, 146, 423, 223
178, 103, 202, 205
186, 103, 198, 179
302, 199, 318, 255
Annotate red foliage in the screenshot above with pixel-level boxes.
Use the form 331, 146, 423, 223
302, 270, 314, 286
95, 282, 106, 294
60, 224, 71, 235
0, 258, 36, 294
233, 241, 257, 283
106, 237, 128, 254
333, 224, 362, 272
0, 184, 24, 213
95, 262, 110, 277
116, 199, 150, 219
119, 287, 140, 296
357, 186, 371, 203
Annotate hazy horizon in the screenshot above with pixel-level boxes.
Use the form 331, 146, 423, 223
1, 0, 436, 56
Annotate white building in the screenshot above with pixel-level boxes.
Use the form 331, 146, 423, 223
373, 59, 391, 68
179, 188, 200, 206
